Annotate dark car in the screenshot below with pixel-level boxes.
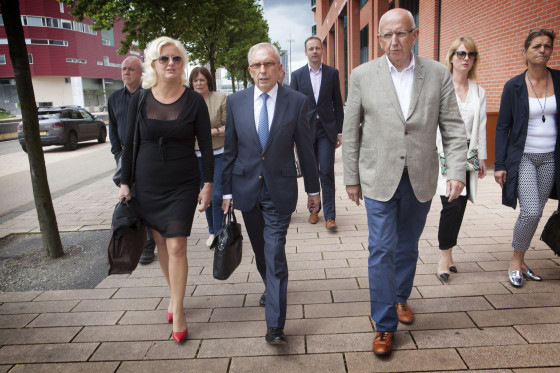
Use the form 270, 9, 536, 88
17, 106, 106, 152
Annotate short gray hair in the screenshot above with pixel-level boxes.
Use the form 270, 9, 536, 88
122, 56, 143, 70
247, 42, 281, 65
378, 9, 416, 34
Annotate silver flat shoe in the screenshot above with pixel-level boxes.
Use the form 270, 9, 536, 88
522, 267, 543, 281
509, 270, 523, 287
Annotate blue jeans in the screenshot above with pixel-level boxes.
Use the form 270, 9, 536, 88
198, 153, 223, 235
364, 173, 431, 332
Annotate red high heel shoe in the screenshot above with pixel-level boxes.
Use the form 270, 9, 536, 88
172, 328, 188, 343
166, 312, 173, 323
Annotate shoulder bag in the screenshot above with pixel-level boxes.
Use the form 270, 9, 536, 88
541, 201, 560, 256
211, 210, 243, 280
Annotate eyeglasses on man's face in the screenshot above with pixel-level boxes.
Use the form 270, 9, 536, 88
379, 29, 415, 41
454, 51, 478, 60
154, 55, 182, 65
250, 61, 276, 69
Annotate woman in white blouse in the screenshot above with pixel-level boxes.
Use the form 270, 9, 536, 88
436, 37, 487, 281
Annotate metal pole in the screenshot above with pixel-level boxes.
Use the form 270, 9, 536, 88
287, 34, 294, 84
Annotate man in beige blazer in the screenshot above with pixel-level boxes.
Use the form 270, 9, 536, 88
342, 8, 467, 356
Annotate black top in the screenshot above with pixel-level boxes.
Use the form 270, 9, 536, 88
108, 86, 136, 158
120, 88, 214, 237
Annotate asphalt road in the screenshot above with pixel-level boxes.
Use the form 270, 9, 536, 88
0, 139, 115, 218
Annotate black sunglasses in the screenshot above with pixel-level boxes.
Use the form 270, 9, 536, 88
154, 55, 182, 65
454, 51, 478, 60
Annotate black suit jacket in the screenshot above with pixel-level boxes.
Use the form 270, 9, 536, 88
290, 63, 344, 143
222, 84, 320, 215
495, 68, 560, 208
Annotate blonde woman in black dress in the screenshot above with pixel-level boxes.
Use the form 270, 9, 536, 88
119, 36, 214, 343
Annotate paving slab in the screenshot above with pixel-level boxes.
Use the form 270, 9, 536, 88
306, 331, 415, 353
345, 348, 466, 372
0, 300, 79, 314
0, 327, 80, 345
412, 326, 526, 348
197, 336, 305, 358
229, 353, 346, 373
469, 307, 560, 327
8, 362, 119, 373
0, 343, 98, 364
458, 344, 560, 369
514, 323, 560, 343
117, 359, 229, 373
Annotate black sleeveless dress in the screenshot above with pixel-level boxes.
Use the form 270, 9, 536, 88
121, 88, 214, 237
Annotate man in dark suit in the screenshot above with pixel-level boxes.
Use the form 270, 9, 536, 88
290, 36, 344, 230
222, 42, 320, 344
108, 56, 156, 265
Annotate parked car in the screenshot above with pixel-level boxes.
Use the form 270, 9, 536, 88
17, 106, 106, 152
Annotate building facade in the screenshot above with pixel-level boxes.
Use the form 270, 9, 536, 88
313, 0, 560, 164
0, 0, 141, 114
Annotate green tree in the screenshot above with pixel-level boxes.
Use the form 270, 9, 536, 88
1, 0, 64, 258
60, 0, 271, 90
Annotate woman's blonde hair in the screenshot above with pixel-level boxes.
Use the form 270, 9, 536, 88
445, 37, 479, 80
142, 36, 188, 89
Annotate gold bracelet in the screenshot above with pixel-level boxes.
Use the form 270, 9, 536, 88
204, 182, 213, 185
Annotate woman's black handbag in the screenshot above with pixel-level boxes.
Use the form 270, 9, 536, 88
211, 211, 243, 280
108, 198, 146, 275
541, 201, 560, 256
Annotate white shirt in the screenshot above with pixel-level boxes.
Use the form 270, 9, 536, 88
524, 95, 558, 153
253, 83, 278, 132
386, 54, 415, 118
309, 63, 322, 106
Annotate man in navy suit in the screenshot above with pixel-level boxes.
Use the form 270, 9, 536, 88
290, 36, 344, 230
222, 42, 320, 344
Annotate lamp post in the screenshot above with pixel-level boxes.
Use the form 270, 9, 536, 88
287, 35, 294, 84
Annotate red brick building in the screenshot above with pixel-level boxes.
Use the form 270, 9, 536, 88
0, 0, 140, 113
313, 0, 560, 164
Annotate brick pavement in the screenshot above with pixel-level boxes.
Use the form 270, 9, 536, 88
1, 150, 559, 372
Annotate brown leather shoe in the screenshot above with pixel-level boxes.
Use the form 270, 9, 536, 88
372, 331, 394, 356
308, 212, 319, 224
396, 303, 414, 324
325, 219, 337, 230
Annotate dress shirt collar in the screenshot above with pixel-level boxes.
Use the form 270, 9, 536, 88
308, 63, 322, 74
386, 53, 415, 74
253, 83, 279, 103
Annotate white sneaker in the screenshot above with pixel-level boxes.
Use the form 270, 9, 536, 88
206, 234, 215, 247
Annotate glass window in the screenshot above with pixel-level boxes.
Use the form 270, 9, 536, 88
60, 110, 70, 119
360, 0, 368, 7
61, 20, 72, 29
0, 16, 4, 26
21, 16, 27, 26
27, 16, 44, 27
50, 40, 65, 45
60, 2, 64, 13
360, 25, 369, 64
79, 109, 92, 119
46, 18, 60, 28
28, 54, 33, 64
101, 29, 114, 46
0, 55, 5, 64
103, 56, 109, 66
30, 39, 48, 45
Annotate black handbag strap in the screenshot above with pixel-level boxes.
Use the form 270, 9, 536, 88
131, 89, 148, 184
221, 210, 237, 226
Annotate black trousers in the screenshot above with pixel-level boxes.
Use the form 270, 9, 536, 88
438, 172, 470, 250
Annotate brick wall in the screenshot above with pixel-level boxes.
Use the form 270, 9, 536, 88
436, 0, 560, 112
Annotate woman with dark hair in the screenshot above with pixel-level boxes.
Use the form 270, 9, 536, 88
435, 37, 487, 281
118, 37, 214, 343
189, 67, 226, 246
495, 29, 559, 287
